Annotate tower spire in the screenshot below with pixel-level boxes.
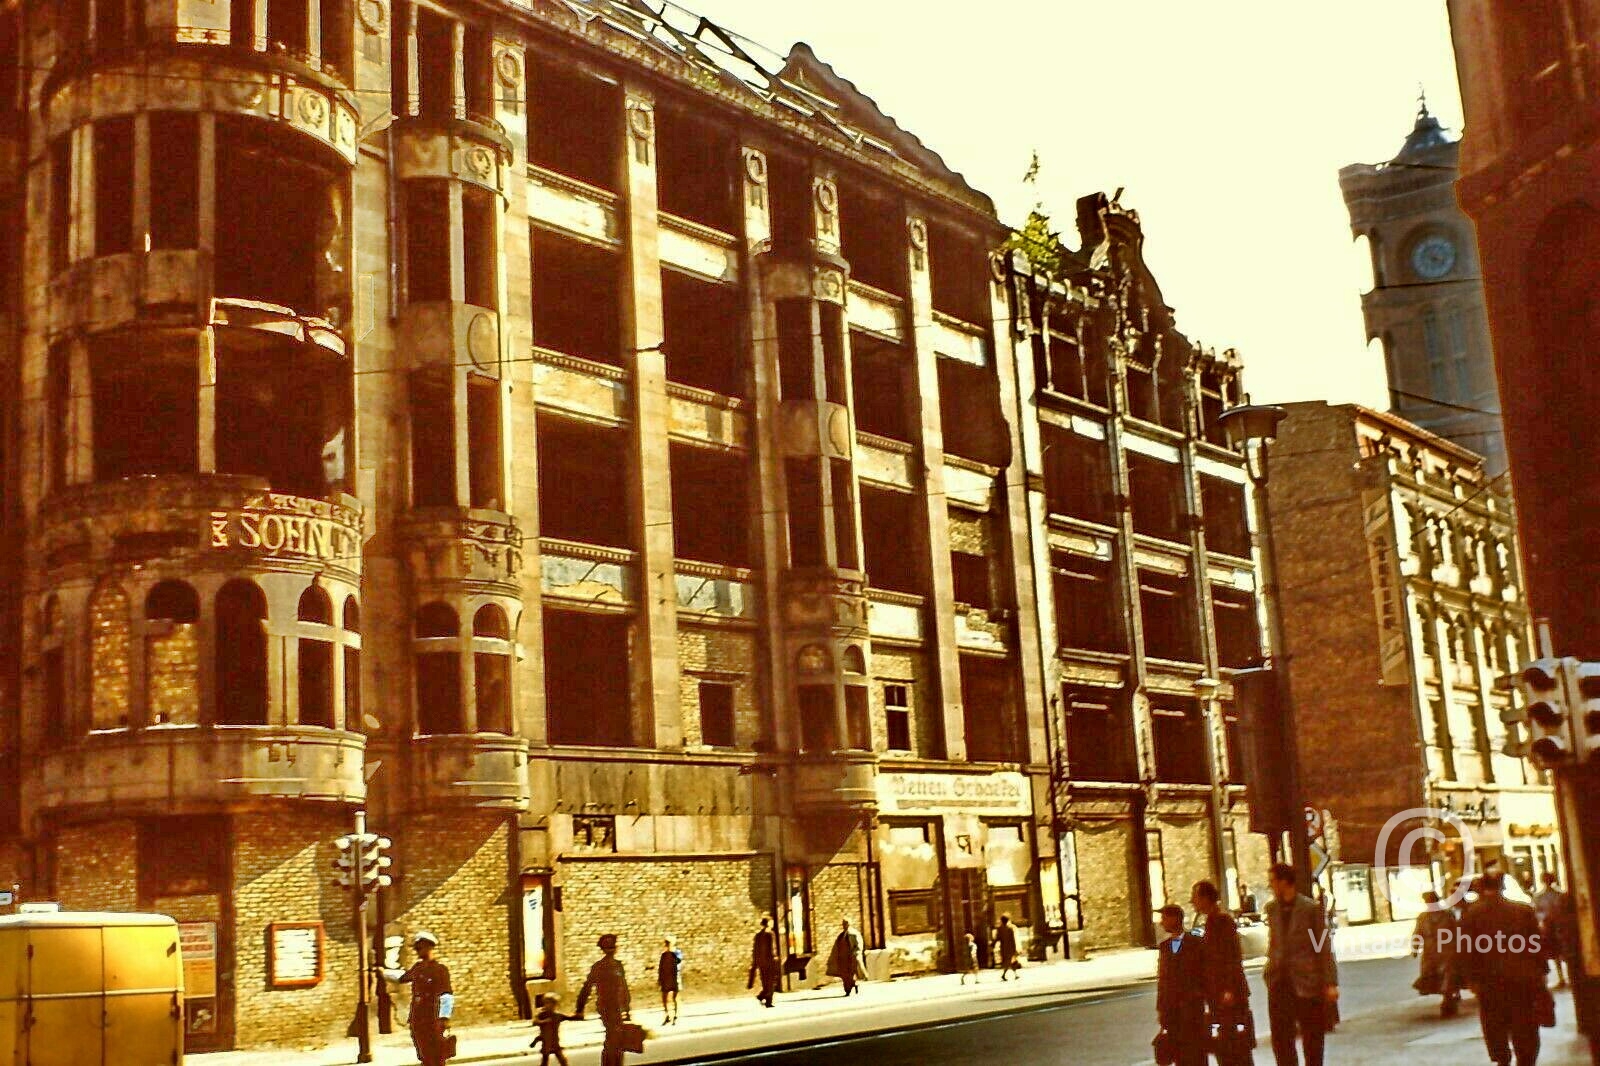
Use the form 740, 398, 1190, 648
1417, 82, 1430, 120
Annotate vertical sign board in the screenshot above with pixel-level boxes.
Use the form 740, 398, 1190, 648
1362, 491, 1409, 686
521, 875, 552, 980
178, 921, 219, 1034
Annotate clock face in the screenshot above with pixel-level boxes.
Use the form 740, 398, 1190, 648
1411, 234, 1457, 279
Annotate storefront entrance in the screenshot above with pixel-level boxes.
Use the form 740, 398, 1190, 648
947, 868, 991, 967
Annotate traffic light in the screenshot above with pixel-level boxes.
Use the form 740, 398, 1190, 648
1573, 661, 1600, 760
332, 833, 393, 893
1510, 658, 1576, 768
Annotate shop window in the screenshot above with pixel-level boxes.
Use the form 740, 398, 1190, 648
405, 181, 451, 303
950, 551, 990, 609
655, 107, 736, 233
936, 358, 1009, 467
415, 602, 462, 734
670, 444, 749, 567
831, 459, 858, 570
544, 609, 631, 747
1152, 699, 1209, 785
216, 580, 268, 725
298, 586, 334, 728
88, 582, 131, 731
320, 0, 353, 80
1139, 570, 1199, 663
92, 340, 198, 481
528, 59, 620, 191
861, 486, 924, 595
344, 597, 362, 732
146, 581, 200, 728
536, 414, 631, 548
466, 373, 503, 510
851, 334, 910, 441
49, 137, 71, 272
928, 222, 987, 326
1051, 552, 1123, 654
93, 119, 134, 256
798, 684, 835, 752
661, 269, 743, 397
1212, 587, 1260, 670
414, 7, 453, 120
1202, 475, 1250, 558
839, 183, 904, 295
531, 232, 621, 365
462, 23, 492, 119
462, 185, 498, 308
1063, 691, 1136, 782
149, 113, 199, 250
845, 685, 870, 751
887, 890, 937, 936
1042, 424, 1113, 525
409, 368, 455, 508
785, 459, 824, 568
473, 604, 512, 734
698, 681, 735, 748
776, 299, 815, 402
768, 153, 810, 254
961, 654, 1019, 763
884, 683, 911, 752
1127, 453, 1187, 542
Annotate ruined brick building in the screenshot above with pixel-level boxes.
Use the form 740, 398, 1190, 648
0, 0, 1268, 1050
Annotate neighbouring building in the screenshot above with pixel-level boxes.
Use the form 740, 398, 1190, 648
1268, 402, 1556, 922
0, 0, 1269, 1051
1339, 101, 1507, 475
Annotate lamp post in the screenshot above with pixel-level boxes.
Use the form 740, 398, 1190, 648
1216, 400, 1313, 891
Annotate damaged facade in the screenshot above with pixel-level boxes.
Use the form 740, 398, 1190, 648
0, 0, 1268, 1049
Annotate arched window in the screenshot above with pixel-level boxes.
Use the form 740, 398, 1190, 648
297, 585, 335, 728
145, 580, 200, 726
473, 604, 513, 734
89, 582, 131, 730
343, 596, 363, 732
41, 595, 67, 746
216, 580, 268, 725
415, 603, 462, 734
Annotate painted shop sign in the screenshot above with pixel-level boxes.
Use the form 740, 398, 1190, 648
1362, 491, 1409, 686
209, 494, 361, 563
877, 772, 1031, 817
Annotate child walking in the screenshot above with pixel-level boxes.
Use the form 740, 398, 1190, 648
959, 932, 980, 985
530, 992, 571, 1066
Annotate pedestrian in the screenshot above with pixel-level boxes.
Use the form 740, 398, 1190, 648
995, 914, 1022, 980
749, 917, 781, 1007
825, 919, 866, 996
379, 931, 455, 1066
575, 933, 635, 1066
1262, 862, 1338, 1066
959, 931, 980, 985
1191, 879, 1255, 1066
657, 936, 682, 1025
529, 993, 571, 1066
1153, 904, 1208, 1066
1410, 891, 1460, 1016
1239, 881, 1259, 917
1533, 872, 1571, 989
1458, 873, 1550, 1066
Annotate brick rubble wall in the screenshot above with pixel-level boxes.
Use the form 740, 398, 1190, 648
54, 820, 138, 910
676, 625, 760, 748
1154, 812, 1214, 911
1075, 819, 1137, 951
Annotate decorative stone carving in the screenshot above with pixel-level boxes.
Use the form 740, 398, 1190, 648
907, 217, 928, 272
625, 96, 655, 165
742, 148, 767, 208
796, 644, 831, 674
813, 177, 839, 248
812, 267, 845, 304
495, 49, 522, 88
357, 0, 388, 33
467, 313, 499, 369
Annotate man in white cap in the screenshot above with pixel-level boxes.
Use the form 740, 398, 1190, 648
381, 931, 454, 1066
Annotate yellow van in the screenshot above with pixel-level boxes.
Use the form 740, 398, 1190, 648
0, 911, 184, 1066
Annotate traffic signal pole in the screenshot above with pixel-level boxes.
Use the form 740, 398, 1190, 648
352, 808, 374, 1065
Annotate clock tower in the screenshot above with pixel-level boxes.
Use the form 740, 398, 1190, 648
1340, 101, 1507, 474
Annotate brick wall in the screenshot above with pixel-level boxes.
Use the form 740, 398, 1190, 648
808, 862, 866, 947
558, 856, 776, 1001
1153, 811, 1214, 908
1075, 820, 1137, 951
869, 647, 934, 755
1229, 811, 1274, 904
54, 820, 138, 910
89, 581, 131, 729
946, 509, 992, 555
676, 624, 759, 748
147, 623, 200, 725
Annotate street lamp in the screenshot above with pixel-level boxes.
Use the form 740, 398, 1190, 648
1215, 401, 1314, 890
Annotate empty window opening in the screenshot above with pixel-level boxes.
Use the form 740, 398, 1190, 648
149, 113, 199, 250
319, 0, 353, 79
544, 608, 632, 746
537, 414, 631, 548
94, 0, 141, 51
298, 639, 334, 727
1198, 372, 1233, 448
776, 299, 815, 402
798, 684, 836, 752
1040, 313, 1092, 401
214, 117, 348, 320
1156, 367, 1187, 431
661, 269, 743, 396
768, 153, 811, 253
839, 183, 904, 295
230, 0, 258, 49
655, 106, 736, 233
49, 136, 71, 272
950, 550, 991, 610
1125, 364, 1157, 424
1212, 587, 1259, 669
46, 343, 69, 488
466, 373, 503, 510
216, 580, 268, 725
936, 358, 1009, 467
462, 185, 498, 308
1064, 691, 1136, 782
1201, 475, 1250, 557
698, 681, 735, 747
92, 338, 198, 481
93, 119, 133, 256
409, 368, 456, 507
670, 444, 749, 567
928, 223, 988, 325
845, 685, 871, 751
215, 338, 344, 498
137, 816, 226, 899
785, 459, 825, 568
1152, 699, 1209, 784
1051, 552, 1123, 654
43, 647, 67, 745
0, 10, 16, 116
961, 654, 1019, 763
884, 683, 911, 752
146, 580, 200, 728
1042, 424, 1113, 525
344, 597, 363, 731
821, 304, 848, 404
830, 459, 858, 570
861, 486, 924, 595
474, 604, 512, 734
405, 180, 451, 303
266, 0, 309, 56
463, 23, 492, 119
850, 334, 910, 441
415, 602, 462, 734
389, 0, 410, 109
1139, 570, 1199, 663
531, 231, 621, 364
414, 7, 454, 119
1126, 453, 1187, 542
528, 59, 620, 191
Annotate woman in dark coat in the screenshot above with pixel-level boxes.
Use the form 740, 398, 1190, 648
657, 937, 682, 1024
825, 919, 867, 996
1412, 891, 1461, 1016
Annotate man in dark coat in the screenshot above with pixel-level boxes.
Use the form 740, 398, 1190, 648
1459, 873, 1548, 1066
749, 917, 781, 1007
825, 919, 866, 996
1155, 904, 1208, 1066
575, 933, 633, 1066
1192, 880, 1255, 1066
380, 931, 454, 1066
1263, 863, 1338, 1066
996, 914, 1022, 980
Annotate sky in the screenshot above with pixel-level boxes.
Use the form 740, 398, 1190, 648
681, 0, 1465, 409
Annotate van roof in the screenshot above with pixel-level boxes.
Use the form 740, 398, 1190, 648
0, 912, 178, 929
